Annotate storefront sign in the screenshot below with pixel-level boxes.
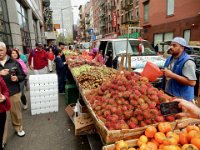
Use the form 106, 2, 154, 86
53, 24, 60, 29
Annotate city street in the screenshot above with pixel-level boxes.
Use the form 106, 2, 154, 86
0, 0, 200, 150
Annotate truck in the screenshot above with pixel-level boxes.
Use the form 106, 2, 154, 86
97, 38, 166, 72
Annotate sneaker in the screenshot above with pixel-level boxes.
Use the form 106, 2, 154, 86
16, 130, 25, 137
23, 103, 28, 110
2, 142, 6, 149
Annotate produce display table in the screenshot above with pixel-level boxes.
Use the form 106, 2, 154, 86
64, 54, 200, 149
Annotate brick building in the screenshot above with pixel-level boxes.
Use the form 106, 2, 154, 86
139, 0, 200, 51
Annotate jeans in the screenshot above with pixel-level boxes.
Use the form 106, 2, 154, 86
58, 74, 66, 93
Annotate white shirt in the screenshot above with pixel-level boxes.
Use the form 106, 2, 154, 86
0, 56, 7, 67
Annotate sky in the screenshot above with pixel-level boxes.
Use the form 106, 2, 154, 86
71, 0, 89, 24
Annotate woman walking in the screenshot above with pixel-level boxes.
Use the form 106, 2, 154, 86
10, 49, 28, 109
0, 76, 11, 150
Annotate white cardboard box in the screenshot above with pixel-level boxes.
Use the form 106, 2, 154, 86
29, 74, 59, 115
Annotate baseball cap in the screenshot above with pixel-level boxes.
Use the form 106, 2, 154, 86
171, 37, 190, 50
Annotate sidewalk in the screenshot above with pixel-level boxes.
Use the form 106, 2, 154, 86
4, 72, 90, 150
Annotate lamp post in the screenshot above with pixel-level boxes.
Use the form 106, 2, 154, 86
61, 6, 78, 35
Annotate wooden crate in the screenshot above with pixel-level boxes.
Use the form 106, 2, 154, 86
102, 139, 137, 150
85, 103, 177, 144
176, 118, 200, 129
81, 92, 179, 144
102, 118, 200, 150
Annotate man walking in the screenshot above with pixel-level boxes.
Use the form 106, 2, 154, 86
28, 43, 48, 74
162, 37, 197, 101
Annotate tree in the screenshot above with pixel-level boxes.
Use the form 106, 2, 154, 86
56, 33, 73, 45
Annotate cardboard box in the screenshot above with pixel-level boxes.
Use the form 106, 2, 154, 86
74, 113, 95, 135
65, 103, 95, 135
65, 103, 76, 123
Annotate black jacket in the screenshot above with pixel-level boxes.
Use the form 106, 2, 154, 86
0, 56, 26, 96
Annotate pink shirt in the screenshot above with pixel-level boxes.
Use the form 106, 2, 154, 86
17, 58, 28, 75
96, 54, 105, 64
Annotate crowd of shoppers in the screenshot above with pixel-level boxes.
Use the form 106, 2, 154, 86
0, 42, 26, 150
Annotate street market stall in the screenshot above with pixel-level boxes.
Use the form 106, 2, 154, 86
64, 51, 200, 149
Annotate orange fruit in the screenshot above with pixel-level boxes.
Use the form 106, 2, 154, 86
181, 144, 198, 150
166, 131, 179, 143
147, 142, 158, 150
137, 135, 148, 147
139, 135, 148, 143
191, 137, 200, 149
163, 137, 178, 145
151, 138, 159, 147
145, 126, 157, 138
154, 132, 166, 144
128, 148, 136, 150
115, 140, 128, 150
158, 122, 172, 133
139, 143, 150, 150
179, 131, 189, 145
162, 145, 181, 150
186, 126, 200, 133
187, 130, 198, 142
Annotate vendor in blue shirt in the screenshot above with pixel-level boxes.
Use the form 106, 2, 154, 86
162, 37, 197, 101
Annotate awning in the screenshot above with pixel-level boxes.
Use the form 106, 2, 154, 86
118, 32, 140, 38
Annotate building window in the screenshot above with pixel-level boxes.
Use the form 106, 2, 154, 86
154, 32, 173, 52
0, 0, 12, 47
183, 29, 191, 44
136, 0, 139, 6
143, 2, 149, 23
33, 20, 39, 43
129, 9, 133, 21
16, 1, 31, 53
125, 13, 129, 22
135, 7, 139, 19
167, 0, 174, 16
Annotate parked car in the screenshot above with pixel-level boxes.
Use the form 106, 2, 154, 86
98, 38, 166, 71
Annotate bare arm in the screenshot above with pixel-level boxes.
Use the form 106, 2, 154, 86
174, 98, 200, 118
162, 69, 196, 86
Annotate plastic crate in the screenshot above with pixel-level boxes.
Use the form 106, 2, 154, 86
65, 84, 79, 105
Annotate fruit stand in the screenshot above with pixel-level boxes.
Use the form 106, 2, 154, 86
64, 52, 200, 149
